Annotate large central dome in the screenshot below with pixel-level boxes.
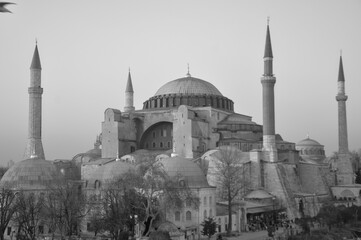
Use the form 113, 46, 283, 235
155, 75, 223, 96
143, 74, 234, 112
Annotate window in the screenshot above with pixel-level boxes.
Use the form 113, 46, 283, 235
186, 211, 192, 221
95, 180, 101, 189
160, 142, 163, 148
186, 199, 192, 207
203, 196, 207, 206
130, 146, 135, 152
209, 209, 213, 217
152, 142, 156, 148
175, 211, 181, 221
7, 227, 11, 236
163, 129, 167, 137
209, 196, 212, 205
179, 180, 185, 187
168, 142, 171, 148
152, 131, 156, 138
204, 210, 207, 219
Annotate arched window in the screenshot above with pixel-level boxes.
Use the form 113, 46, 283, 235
94, 180, 101, 189
152, 142, 156, 148
186, 211, 192, 221
203, 196, 207, 206
175, 211, 181, 221
204, 210, 207, 219
209, 196, 212, 205
160, 142, 163, 148
209, 209, 213, 217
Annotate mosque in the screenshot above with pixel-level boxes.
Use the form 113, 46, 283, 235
0, 23, 358, 238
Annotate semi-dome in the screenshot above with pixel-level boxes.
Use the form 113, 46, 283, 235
155, 76, 223, 96
160, 156, 210, 188
143, 74, 234, 112
0, 157, 61, 190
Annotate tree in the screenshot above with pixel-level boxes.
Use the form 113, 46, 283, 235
0, 187, 17, 240
211, 146, 250, 235
201, 217, 217, 239
120, 158, 199, 237
45, 180, 88, 239
355, 170, 361, 184
316, 202, 340, 230
97, 179, 138, 240
13, 192, 45, 240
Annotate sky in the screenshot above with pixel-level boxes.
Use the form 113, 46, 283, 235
0, 0, 360, 166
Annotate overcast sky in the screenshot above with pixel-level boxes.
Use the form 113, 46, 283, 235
0, 0, 360, 166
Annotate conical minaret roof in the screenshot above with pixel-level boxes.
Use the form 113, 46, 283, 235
126, 70, 134, 93
264, 24, 273, 58
30, 44, 42, 70
338, 55, 345, 82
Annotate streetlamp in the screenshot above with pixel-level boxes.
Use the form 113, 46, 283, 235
272, 197, 276, 224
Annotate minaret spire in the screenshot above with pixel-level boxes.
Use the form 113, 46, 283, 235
124, 69, 135, 112
24, 43, 45, 159
261, 21, 277, 162
335, 54, 354, 184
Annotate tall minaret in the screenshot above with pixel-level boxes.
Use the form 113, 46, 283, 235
335, 55, 354, 184
261, 21, 277, 162
124, 69, 135, 112
24, 43, 45, 159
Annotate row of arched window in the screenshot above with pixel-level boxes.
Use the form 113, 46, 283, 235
299, 148, 325, 156
174, 209, 213, 222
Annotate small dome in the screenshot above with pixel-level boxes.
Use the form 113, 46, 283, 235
244, 189, 274, 199
160, 156, 209, 188
0, 157, 61, 190
85, 159, 135, 186
155, 76, 223, 96
296, 137, 322, 147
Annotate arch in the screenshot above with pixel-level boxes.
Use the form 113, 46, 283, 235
94, 180, 101, 189
186, 211, 192, 221
340, 189, 355, 198
139, 121, 173, 150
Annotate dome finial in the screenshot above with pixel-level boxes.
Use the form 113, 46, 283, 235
186, 63, 191, 77
267, 16, 270, 25
307, 133, 310, 139
30, 149, 38, 159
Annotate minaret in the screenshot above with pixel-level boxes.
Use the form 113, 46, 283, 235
335, 55, 354, 184
124, 69, 135, 112
261, 21, 277, 162
24, 43, 45, 159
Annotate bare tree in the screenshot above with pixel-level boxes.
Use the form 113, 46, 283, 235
0, 187, 17, 240
45, 180, 88, 239
212, 147, 250, 235
13, 192, 45, 240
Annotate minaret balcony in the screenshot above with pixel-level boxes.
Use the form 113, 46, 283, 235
336, 94, 348, 102
28, 87, 43, 94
